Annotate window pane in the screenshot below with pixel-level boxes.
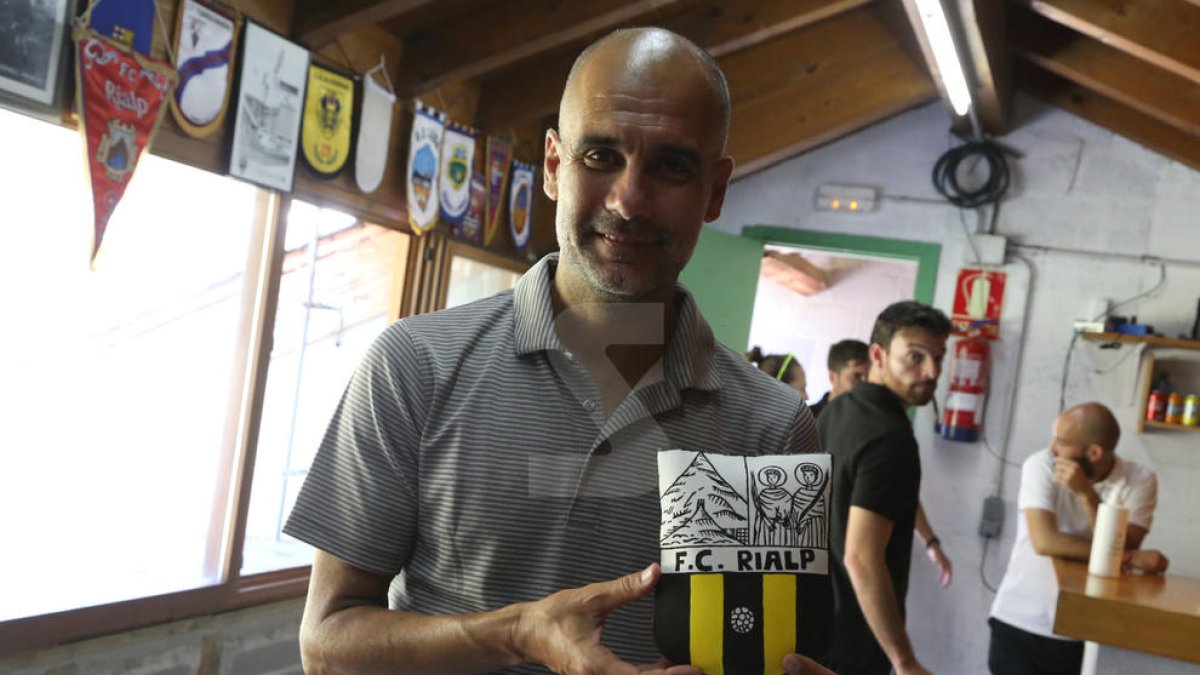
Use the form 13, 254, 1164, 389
242, 203, 410, 575
0, 108, 261, 620
444, 255, 522, 309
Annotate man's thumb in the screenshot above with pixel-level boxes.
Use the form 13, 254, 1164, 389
595, 564, 658, 611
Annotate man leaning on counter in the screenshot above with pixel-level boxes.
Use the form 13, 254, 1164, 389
987, 402, 1170, 675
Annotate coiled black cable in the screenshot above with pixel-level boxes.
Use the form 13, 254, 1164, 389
932, 141, 1010, 208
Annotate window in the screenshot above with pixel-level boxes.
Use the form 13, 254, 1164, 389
443, 242, 524, 309
242, 202, 410, 575
0, 107, 261, 621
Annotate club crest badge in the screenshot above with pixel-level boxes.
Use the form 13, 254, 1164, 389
95, 119, 138, 182
301, 62, 354, 178
654, 450, 834, 675
438, 121, 477, 226
508, 160, 535, 251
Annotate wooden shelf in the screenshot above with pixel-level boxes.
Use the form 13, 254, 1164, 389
1081, 332, 1200, 351
1143, 419, 1200, 432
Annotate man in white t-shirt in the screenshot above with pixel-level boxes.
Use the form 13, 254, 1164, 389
988, 402, 1169, 674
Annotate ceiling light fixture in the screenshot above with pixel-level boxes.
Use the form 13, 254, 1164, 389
913, 0, 972, 117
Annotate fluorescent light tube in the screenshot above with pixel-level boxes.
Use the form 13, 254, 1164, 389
915, 0, 972, 116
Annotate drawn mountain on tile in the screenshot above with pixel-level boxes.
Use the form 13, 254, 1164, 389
661, 452, 749, 546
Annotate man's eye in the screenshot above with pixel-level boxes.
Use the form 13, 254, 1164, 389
582, 149, 618, 168
656, 158, 694, 179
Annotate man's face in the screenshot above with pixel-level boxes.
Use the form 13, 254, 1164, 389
1051, 415, 1096, 479
830, 359, 869, 399
544, 41, 733, 303
873, 328, 946, 407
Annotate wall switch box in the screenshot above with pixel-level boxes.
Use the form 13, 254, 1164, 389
979, 496, 1005, 538
972, 234, 1007, 266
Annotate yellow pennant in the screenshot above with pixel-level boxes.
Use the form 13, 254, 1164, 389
301, 63, 355, 178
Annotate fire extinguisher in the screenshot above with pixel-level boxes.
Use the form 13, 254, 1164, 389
938, 332, 990, 442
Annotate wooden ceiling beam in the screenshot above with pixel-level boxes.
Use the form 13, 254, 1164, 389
723, 2, 936, 178
392, 0, 694, 97
293, 0, 437, 48
476, 0, 874, 132
1019, 62, 1200, 173
1021, 0, 1200, 85
1012, 8, 1200, 137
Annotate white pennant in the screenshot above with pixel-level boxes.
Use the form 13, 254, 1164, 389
355, 73, 395, 194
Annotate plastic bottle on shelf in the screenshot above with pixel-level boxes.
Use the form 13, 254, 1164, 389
1166, 393, 1185, 425
1146, 390, 1167, 422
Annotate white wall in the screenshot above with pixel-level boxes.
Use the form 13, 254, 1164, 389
712, 96, 1200, 674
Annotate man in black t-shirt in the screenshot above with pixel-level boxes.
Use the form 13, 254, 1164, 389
818, 302, 953, 675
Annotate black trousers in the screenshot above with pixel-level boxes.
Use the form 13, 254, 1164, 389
988, 617, 1084, 675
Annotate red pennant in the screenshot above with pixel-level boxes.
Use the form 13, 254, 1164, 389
74, 27, 176, 264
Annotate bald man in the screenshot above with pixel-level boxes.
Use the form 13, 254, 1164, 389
988, 403, 1169, 675
284, 29, 830, 675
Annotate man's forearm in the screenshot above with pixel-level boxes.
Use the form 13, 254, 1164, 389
1034, 530, 1092, 561
301, 602, 526, 675
845, 554, 917, 670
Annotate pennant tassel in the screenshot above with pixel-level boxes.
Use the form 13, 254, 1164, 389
74, 25, 177, 265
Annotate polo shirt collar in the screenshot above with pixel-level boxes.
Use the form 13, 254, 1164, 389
512, 253, 720, 392
853, 380, 910, 419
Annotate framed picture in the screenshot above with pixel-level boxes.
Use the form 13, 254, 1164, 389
228, 20, 309, 193
0, 0, 74, 118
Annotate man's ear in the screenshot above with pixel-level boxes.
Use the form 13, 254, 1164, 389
828, 370, 838, 387
543, 129, 561, 201
1086, 444, 1106, 464
703, 156, 735, 223
868, 342, 887, 372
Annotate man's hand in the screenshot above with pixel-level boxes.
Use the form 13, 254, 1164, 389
513, 564, 700, 675
895, 662, 933, 675
1125, 549, 1170, 575
925, 542, 952, 588
1052, 457, 1092, 496
781, 653, 836, 674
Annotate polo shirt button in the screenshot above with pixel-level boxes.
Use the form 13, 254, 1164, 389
583, 399, 596, 411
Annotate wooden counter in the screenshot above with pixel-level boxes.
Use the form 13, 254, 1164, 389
1053, 558, 1200, 664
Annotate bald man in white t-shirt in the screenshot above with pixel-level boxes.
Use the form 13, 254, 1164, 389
988, 402, 1169, 675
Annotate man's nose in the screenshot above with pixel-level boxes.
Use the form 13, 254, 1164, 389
606, 166, 649, 220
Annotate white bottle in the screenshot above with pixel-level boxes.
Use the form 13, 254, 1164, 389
1088, 494, 1129, 577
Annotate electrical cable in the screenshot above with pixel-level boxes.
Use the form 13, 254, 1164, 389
980, 537, 998, 594
1090, 262, 1167, 322
1059, 331, 1081, 414
932, 141, 1011, 209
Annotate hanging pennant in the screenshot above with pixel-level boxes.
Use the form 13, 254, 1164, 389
354, 67, 395, 194
451, 173, 486, 243
301, 62, 355, 178
438, 121, 476, 227
484, 134, 512, 246
169, 0, 238, 138
508, 160, 535, 251
88, 0, 157, 55
228, 20, 309, 193
406, 102, 445, 235
73, 26, 176, 264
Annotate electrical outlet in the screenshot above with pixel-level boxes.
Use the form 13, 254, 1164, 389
979, 496, 1004, 538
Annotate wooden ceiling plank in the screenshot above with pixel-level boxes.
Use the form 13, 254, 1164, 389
1019, 62, 1200, 173
294, 0, 437, 48
394, 0, 692, 97
1012, 10, 1200, 137
476, 0, 874, 131
723, 3, 937, 176
1022, 0, 1200, 85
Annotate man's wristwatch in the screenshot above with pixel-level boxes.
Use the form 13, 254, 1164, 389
925, 536, 941, 550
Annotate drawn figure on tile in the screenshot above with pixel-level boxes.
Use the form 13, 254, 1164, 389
752, 465, 792, 546
789, 462, 828, 548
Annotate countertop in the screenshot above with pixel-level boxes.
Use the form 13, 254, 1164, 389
1053, 557, 1200, 664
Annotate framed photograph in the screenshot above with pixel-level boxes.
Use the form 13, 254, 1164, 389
0, 0, 74, 118
228, 20, 309, 193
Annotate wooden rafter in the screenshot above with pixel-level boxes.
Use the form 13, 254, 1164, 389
476, 0, 875, 131
1012, 8, 1200, 137
293, 0, 437, 48
1022, 0, 1200, 85
1019, 63, 1200, 173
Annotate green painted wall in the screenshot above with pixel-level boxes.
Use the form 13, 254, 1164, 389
679, 227, 764, 351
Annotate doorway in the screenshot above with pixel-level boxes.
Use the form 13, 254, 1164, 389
748, 246, 918, 404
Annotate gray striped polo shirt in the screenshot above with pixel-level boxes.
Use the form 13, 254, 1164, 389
284, 253, 822, 673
